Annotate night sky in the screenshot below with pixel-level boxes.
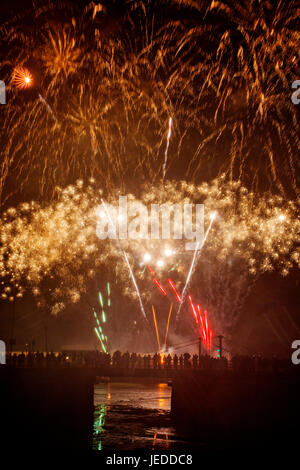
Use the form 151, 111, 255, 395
0, 0, 299, 356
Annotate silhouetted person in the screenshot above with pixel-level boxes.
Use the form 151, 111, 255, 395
27, 351, 34, 367
122, 351, 130, 368
173, 354, 178, 369
18, 352, 25, 367
153, 353, 159, 368
112, 350, 121, 367
166, 354, 172, 369
192, 354, 198, 368
183, 353, 191, 368
130, 352, 137, 368
136, 354, 142, 368
143, 355, 148, 368
179, 355, 184, 368
146, 354, 151, 368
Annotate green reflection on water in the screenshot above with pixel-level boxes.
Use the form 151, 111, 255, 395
94, 404, 108, 450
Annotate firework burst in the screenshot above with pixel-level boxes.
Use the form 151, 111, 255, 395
11, 67, 33, 89
0, 0, 298, 204
0, 178, 298, 336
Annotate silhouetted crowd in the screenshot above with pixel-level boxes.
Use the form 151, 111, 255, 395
4, 350, 292, 372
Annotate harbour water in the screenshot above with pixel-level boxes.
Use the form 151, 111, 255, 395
93, 379, 199, 451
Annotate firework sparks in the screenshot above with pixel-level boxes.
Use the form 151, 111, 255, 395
101, 199, 147, 320
152, 305, 161, 351
93, 307, 108, 353
176, 212, 216, 323
12, 67, 33, 89
162, 117, 173, 181
38, 94, 57, 122
0, 0, 298, 359
164, 303, 173, 349
1, 1, 298, 203
0, 179, 298, 337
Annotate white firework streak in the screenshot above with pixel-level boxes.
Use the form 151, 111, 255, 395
162, 116, 173, 180
175, 214, 216, 323
39, 93, 57, 122
101, 199, 147, 320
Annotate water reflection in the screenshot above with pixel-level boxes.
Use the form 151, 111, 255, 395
93, 379, 173, 451
152, 431, 171, 451
94, 404, 108, 450
158, 383, 168, 409
94, 380, 171, 410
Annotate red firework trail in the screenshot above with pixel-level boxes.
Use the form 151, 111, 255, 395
153, 278, 167, 296
147, 266, 167, 295
167, 279, 182, 303
188, 295, 198, 323
197, 304, 208, 346
147, 267, 213, 351
204, 310, 209, 336
147, 266, 155, 276
196, 304, 201, 321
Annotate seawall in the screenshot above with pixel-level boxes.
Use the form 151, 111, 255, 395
0, 367, 95, 450
171, 369, 300, 448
